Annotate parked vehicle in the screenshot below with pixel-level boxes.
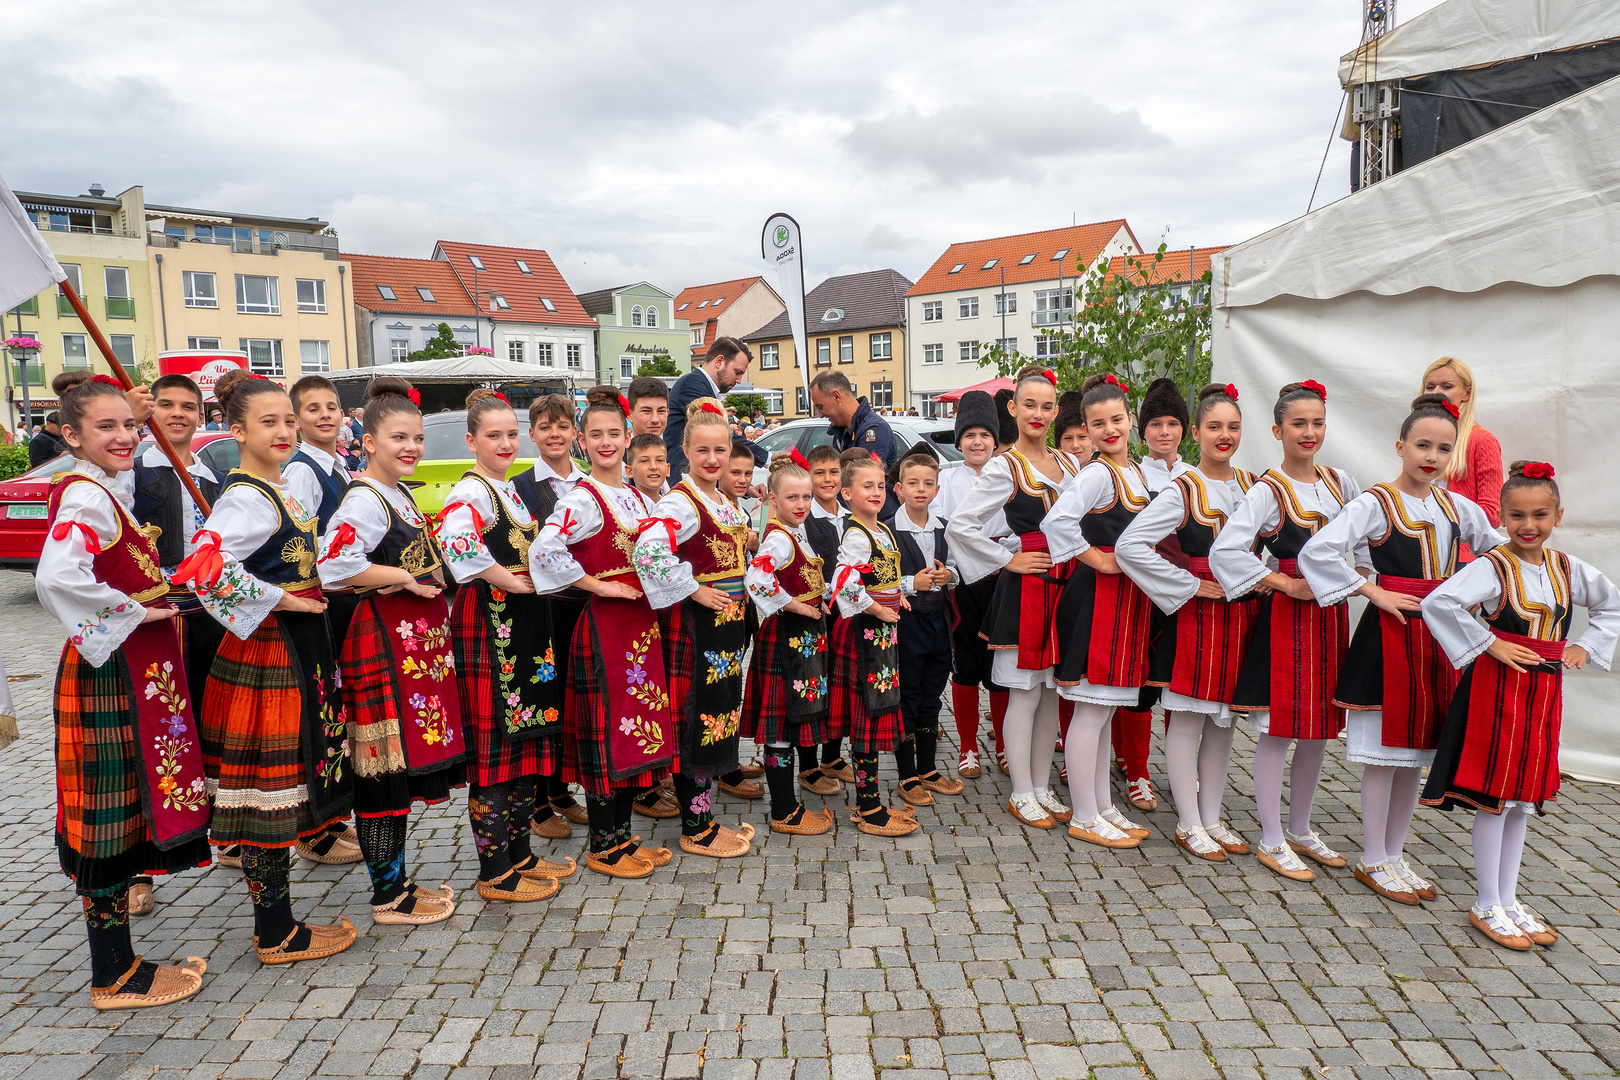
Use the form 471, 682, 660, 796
407, 409, 539, 516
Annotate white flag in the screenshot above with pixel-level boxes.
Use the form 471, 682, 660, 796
0, 172, 65, 315
761, 213, 810, 401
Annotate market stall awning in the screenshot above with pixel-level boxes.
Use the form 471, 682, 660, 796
934, 376, 1014, 404
327, 356, 577, 382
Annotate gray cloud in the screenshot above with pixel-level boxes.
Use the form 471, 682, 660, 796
862, 224, 915, 252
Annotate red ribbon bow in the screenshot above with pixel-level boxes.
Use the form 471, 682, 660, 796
618, 394, 631, 416
318, 522, 358, 564
833, 563, 872, 597
1041, 369, 1057, 386
870, 451, 881, 463
1223, 383, 1239, 401
1104, 373, 1130, 392
1523, 462, 1556, 480
636, 516, 680, 550
700, 401, 724, 416
406, 388, 421, 406
555, 507, 580, 538
1299, 379, 1327, 400
51, 520, 100, 555
247, 372, 269, 381
750, 553, 776, 572
789, 447, 810, 470
438, 501, 486, 535
1440, 400, 1460, 419
91, 373, 124, 389
172, 530, 224, 589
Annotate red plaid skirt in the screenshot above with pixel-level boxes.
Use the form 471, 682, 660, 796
451, 585, 553, 787
562, 604, 666, 797
744, 613, 828, 747
829, 614, 906, 753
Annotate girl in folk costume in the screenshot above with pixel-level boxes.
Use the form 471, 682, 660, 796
511, 394, 595, 834
1044, 374, 1155, 849
1299, 394, 1504, 904
741, 451, 835, 835
529, 390, 673, 878
438, 389, 574, 901
633, 397, 757, 857
1420, 357, 1503, 539
177, 370, 357, 965
1112, 378, 1193, 812
1209, 380, 1365, 882
801, 444, 852, 791
317, 377, 463, 925
830, 452, 920, 836
933, 390, 1011, 780
945, 367, 1082, 834
1116, 384, 1258, 861
40, 376, 211, 1008
1421, 463, 1619, 949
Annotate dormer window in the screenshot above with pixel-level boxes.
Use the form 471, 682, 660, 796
822, 308, 844, 323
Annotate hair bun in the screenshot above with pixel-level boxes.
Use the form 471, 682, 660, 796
1410, 392, 1450, 411
768, 451, 795, 475
465, 387, 499, 408
212, 368, 253, 411
368, 375, 412, 401
584, 385, 620, 409
52, 370, 94, 397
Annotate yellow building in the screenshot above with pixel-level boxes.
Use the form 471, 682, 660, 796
741, 268, 912, 419
5, 185, 158, 431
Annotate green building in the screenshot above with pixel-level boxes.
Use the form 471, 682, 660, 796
576, 282, 690, 384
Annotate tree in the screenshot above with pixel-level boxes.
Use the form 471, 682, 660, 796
635, 355, 681, 378
977, 243, 1213, 461
724, 393, 769, 421
407, 323, 462, 363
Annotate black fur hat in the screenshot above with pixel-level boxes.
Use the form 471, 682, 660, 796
1055, 390, 1086, 438
953, 390, 998, 447
993, 388, 1017, 445
1137, 377, 1189, 437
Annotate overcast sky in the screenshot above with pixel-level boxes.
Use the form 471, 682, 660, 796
4, 0, 1442, 294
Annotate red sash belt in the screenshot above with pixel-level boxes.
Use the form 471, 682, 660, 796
1171, 557, 1254, 703
1015, 532, 1066, 670
1085, 546, 1151, 687
1375, 574, 1453, 750
1276, 558, 1301, 578
1491, 627, 1568, 664
1457, 628, 1566, 804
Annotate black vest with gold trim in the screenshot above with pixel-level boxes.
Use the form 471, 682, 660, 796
1367, 483, 1460, 580
223, 471, 321, 592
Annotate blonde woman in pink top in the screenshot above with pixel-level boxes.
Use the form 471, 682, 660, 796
1420, 358, 1503, 543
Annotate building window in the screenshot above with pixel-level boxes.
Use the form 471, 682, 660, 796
994, 291, 1017, 315
109, 335, 136, 369
996, 337, 1018, 354
57, 264, 81, 316
796, 386, 809, 415
296, 278, 327, 314
491, 294, 509, 311
567, 343, 583, 370
815, 339, 831, 366
620, 356, 635, 378
62, 334, 90, 369
415, 286, 435, 303
236, 275, 280, 315
1033, 288, 1075, 326
958, 296, 979, 318
1051, 248, 1070, 263
870, 380, 893, 409
240, 338, 285, 376
103, 266, 133, 319
183, 271, 217, 308
540, 297, 557, 312
299, 340, 330, 373
923, 343, 944, 365
376, 285, 397, 301
631, 306, 643, 327
922, 300, 942, 322
948, 263, 965, 274
870, 332, 892, 361
1019, 253, 1037, 265
692, 326, 705, 346
515, 259, 531, 274
536, 342, 554, 365
509, 340, 525, 362
468, 255, 486, 270
958, 340, 980, 363
187, 336, 222, 350
1034, 335, 1060, 360
838, 336, 853, 364
390, 337, 410, 362
760, 343, 779, 370
645, 305, 658, 328
763, 390, 784, 416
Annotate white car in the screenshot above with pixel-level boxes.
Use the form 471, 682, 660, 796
739, 416, 963, 515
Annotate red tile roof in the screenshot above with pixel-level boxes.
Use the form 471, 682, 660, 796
432, 241, 596, 328
674, 276, 774, 359
343, 253, 477, 315
905, 220, 1140, 297
1104, 246, 1229, 286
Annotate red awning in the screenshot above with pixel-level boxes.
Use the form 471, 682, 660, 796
934, 376, 1014, 404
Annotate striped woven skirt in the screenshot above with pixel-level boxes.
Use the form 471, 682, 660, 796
451, 584, 555, 788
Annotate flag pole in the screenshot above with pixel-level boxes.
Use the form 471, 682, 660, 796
57, 277, 212, 515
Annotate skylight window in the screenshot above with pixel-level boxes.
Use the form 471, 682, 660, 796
491, 294, 509, 310
697, 300, 709, 308
515, 259, 531, 274
468, 255, 486, 270
948, 263, 966, 274
416, 287, 435, 302
982, 258, 998, 270
714, 297, 725, 305
376, 285, 397, 300
1019, 253, 1037, 265
1050, 248, 1070, 262
540, 297, 556, 312
677, 302, 689, 311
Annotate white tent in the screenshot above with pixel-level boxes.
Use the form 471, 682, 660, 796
327, 356, 575, 382
1339, 0, 1620, 86
1212, 73, 1620, 783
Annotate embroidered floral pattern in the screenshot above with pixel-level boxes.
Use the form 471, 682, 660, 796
699, 707, 741, 746
399, 617, 455, 682
632, 538, 681, 583
863, 624, 898, 649
619, 713, 666, 756
70, 601, 134, 647
716, 598, 746, 624
787, 631, 826, 658
408, 692, 455, 747
748, 579, 781, 600
195, 563, 266, 624
703, 648, 743, 683
535, 646, 556, 684
142, 661, 207, 812
624, 627, 668, 711
792, 676, 829, 702
314, 663, 348, 785
485, 589, 551, 732
867, 666, 898, 693
441, 530, 482, 563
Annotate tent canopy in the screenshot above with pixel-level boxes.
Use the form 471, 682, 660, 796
327, 356, 576, 382
1214, 74, 1620, 311
936, 376, 1014, 403
1339, 0, 1620, 86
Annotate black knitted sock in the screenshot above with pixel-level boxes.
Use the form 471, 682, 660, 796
821, 739, 844, 767
798, 745, 819, 774
720, 769, 744, 786
469, 782, 516, 882
764, 746, 799, 821
82, 890, 156, 994
506, 776, 537, 866
895, 737, 923, 798
674, 774, 717, 843
356, 815, 411, 910
243, 847, 310, 952
586, 793, 618, 857
915, 725, 940, 779
852, 752, 887, 825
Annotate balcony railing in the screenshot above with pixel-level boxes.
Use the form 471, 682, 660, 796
36, 223, 143, 239
56, 295, 76, 317
147, 233, 339, 256
105, 297, 135, 319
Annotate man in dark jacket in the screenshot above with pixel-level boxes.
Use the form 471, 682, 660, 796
665, 336, 766, 483
27, 413, 66, 468
809, 371, 901, 516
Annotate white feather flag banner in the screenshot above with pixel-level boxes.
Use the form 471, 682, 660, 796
0, 171, 66, 315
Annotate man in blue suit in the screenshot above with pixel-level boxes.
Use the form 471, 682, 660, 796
665, 336, 767, 483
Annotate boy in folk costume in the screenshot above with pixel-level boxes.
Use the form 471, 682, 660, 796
1421, 462, 1618, 949
529, 389, 675, 877
626, 433, 669, 504
1115, 384, 1260, 861
742, 451, 836, 834
179, 369, 357, 965
1210, 381, 1365, 882
439, 389, 575, 902
933, 390, 1010, 781
634, 398, 758, 857
40, 374, 211, 1008
1300, 393, 1504, 905
317, 377, 463, 925
717, 441, 769, 795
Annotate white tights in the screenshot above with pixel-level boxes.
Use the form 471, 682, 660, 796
1252, 734, 1329, 848
1472, 806, 1531, 910
1163, 712, 1237, 832
1063, 701, 1117, 824
1358, 764, 1423, 866
1003, 686, 1061, 799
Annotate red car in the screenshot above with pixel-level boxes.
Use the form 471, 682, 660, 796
0, 432, 239, 571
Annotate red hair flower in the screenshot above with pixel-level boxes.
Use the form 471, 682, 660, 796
1299, 379, 1327, 400
91, 373, 124, 388
1041, 369, 1057, 386
618, 394, 631, 416
1104, 373, 1130, 393
247, 372, 269, 381
1523, 462, 1556, 480
789, 447, 810, 470
1441, 400, 1460, 419
1223, 383, 1239, 401
700, 401, 723, 416
493, 391, 509, 404
406, 388, 421, 406
870, 451, 881, 463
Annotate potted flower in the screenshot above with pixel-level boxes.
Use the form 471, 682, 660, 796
464, 346, 494, 357
3, 336, 42, 359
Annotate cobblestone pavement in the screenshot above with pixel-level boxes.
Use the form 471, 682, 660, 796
2, 569, 1620, 1080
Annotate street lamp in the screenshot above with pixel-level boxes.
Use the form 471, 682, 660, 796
4, 330, 42, 437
